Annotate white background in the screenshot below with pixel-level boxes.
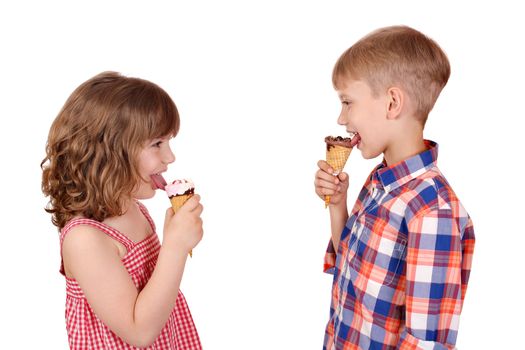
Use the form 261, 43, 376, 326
0, 1, 523, 348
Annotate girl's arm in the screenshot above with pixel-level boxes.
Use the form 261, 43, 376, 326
62, 195, 203, 347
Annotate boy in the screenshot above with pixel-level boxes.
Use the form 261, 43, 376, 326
314, 26, 475, 349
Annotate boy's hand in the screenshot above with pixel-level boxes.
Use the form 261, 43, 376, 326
315, 160, 349, 206
163, 194, 203, 254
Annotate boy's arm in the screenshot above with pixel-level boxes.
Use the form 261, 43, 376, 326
329, 200, 349, 249
398, 207, 475, 349
315, 160, 350, 272
323, 204, 348, 272
323, 173, 371, 273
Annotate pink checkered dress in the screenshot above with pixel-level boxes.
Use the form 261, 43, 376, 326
59, 203, 201, 349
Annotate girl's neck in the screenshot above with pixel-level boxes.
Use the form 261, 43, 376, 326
103, 198, 152, 243
120, 198, 136, 215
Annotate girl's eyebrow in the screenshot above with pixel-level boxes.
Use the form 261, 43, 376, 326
151, 135, 169, 141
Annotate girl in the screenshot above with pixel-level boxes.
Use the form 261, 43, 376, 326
41, 72, 203, 349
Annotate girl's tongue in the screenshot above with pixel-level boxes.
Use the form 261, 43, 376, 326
150, 174, 167, 190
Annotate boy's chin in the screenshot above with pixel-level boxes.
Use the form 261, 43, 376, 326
360, 149, 382, 160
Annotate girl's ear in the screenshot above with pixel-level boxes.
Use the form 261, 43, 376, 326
386, 87, 404, 120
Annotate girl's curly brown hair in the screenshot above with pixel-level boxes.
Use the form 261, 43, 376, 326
41, 71, 180, 230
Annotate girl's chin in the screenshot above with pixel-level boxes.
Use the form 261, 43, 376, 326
131, 187, 157, 200
135, 193, 155, 200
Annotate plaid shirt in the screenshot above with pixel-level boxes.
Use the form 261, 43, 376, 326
323, 141, 475, 350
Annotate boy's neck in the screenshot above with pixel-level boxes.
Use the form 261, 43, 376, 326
383, 132, 427, 166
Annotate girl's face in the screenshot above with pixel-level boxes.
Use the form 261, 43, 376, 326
133, 136, 175, 199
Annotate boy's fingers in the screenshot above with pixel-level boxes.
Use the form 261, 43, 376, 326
315, 178, 339, 190
317, 160, 334, 174
322, 188, 337, 196
320, 185, 344, 196
338, 172, 349, 182
316, 169, 339, 184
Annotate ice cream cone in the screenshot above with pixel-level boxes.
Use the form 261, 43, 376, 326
324, 136, 355, 207
170, 194, 193, 212
165, 179, 196, 258
170, 194, 194, 257
326, 145, 352, 174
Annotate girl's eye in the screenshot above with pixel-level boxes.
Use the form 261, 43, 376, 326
152, 141, 163, 148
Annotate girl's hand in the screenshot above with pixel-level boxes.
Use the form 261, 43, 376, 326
314, 160, 349, 206
163, 194, 203, 254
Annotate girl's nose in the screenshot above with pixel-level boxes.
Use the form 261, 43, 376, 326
164, 147, 176, 164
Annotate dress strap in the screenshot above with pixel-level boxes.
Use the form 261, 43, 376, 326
59, 218, 136, 276
137, 201, 156, 233
60, 218, 135, 251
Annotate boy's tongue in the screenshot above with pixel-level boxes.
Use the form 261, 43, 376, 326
150, 174, 167, 190
350, 133, 361, 147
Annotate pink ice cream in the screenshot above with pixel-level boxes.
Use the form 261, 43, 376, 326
165, 179, 195, 198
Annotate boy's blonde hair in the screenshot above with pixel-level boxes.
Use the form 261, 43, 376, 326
41, 72, 180, 229
333, 25, 450, 124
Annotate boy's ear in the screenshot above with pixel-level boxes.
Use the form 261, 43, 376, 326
386, 87, 403, 120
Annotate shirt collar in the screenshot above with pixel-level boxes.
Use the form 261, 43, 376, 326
371, 140, 438, 193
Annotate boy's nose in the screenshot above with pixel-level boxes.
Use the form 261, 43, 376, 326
337, 111, 347, 126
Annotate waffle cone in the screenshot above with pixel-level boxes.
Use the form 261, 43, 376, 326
326, 145, 352, 174
325, 145, 352, 208
170, 194, 193, 212
169, 193, 194, 257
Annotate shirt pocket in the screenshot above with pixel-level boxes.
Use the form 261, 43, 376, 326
350, 226, 407, 287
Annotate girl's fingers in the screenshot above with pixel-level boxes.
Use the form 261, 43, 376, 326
165, 207, 175, 220
192, 203, 204, 216
181, 194, 201, 211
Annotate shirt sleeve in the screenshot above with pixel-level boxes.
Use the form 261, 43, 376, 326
397, 207, 465, 350
323, 239, 337, 274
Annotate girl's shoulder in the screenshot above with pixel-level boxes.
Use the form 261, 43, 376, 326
62, 222, 121, 254
62, 217, 127, 245
61, 218, 131, 277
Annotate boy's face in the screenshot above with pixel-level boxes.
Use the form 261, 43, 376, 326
336, 78, 392, 160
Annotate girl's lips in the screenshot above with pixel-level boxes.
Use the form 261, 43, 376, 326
150, 174, 167, 190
